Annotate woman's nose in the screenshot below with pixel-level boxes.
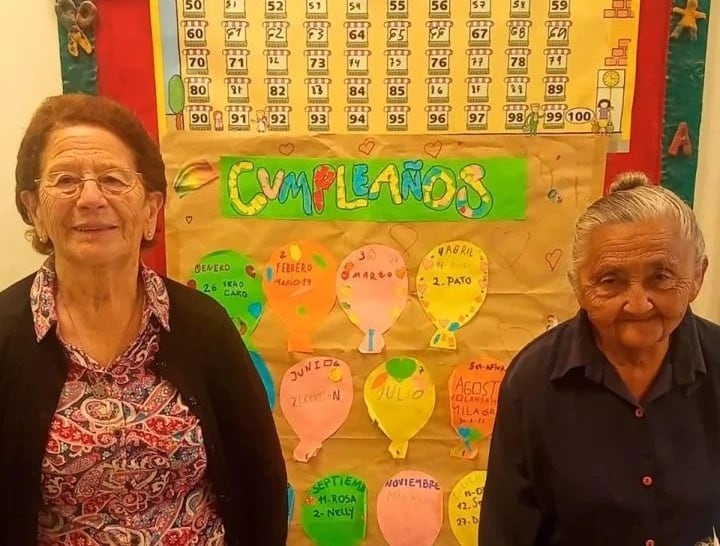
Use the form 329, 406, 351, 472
623, 283, 653, 314
75, 178, 107, 207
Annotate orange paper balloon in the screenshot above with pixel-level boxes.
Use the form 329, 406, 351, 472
448, 357, 507, 459
263, 241, 337, 353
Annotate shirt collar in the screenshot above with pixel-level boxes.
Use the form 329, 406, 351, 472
550, 308, 706, 385
30, 256, 171, 341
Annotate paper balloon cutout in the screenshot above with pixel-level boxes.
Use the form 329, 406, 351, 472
364, 357, 436, 458
280, 356, 353, 462
189, 250, 266, 340
376, 470, 443, 546
449, 358, 506, 459
249, 351, 276, 410
449, 471, 486, 546
288, 483, 295, 524
336, 244, 409, 354
302, 474, 368, 546
416, 240, 489, 349
173, 158, 219, 197
264, 241, 337, 353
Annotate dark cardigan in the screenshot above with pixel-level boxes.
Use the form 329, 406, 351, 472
0, 273, 288, 546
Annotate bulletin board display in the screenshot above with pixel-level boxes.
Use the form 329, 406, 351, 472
152, 0, 640, 141
149, 0, 616, 544
161, 129, 607, 545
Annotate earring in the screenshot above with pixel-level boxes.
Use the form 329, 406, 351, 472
145, 231, 154, 240
38, 233, 47, 243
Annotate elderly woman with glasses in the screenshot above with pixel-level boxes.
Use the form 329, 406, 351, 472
0, 94, 287, 546
478, 173, 720, 546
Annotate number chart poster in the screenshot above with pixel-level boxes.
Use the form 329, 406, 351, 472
160, 128, 608, 545
151, 0, 641, 143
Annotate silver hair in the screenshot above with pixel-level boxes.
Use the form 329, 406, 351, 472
568, 171, 706, 289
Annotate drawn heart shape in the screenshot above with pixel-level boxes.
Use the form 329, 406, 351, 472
491, 228, 531, 269
424, 140, 443, 158
389, 225, 419, 255
422, 258, 434, 270
386, 357, 417, 382
185, 216, 193, 224
358, 137, 375, 155
278, 143, 295, 156
417, 283, 427, 296
245, 265, 256, 278
395, 268, 407, 279
439, 318, 449, 328
545, 248, 563, 272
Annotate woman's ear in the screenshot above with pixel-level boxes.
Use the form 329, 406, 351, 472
20, 190, 42, 231
144, 191, 165, 233
690, 255, 709, 302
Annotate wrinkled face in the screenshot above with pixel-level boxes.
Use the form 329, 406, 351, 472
21, 125, 163, 268
577, 218, 706, 351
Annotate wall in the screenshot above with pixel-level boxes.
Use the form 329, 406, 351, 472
0, 2, 718, 324
0, 0, 60, 288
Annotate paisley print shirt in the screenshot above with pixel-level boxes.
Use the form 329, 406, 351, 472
31, 259, 226, 546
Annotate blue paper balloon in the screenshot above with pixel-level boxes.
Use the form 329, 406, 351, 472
288, 483, 295, 524
250, 351, 276, 410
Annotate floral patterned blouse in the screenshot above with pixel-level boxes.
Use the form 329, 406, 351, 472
31, 259, 226, 546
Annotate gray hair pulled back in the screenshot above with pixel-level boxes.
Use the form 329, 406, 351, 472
568, 171, 705, 288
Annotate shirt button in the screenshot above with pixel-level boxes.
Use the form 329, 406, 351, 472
645, 540, 655, 546
635, 408, 645, 418
642, 475, 653, 487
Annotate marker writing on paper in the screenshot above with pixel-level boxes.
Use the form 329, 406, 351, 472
288, 358, 337, 381
384, 477, 441, 490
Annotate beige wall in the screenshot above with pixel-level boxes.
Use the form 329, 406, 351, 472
0, 0, 60, 289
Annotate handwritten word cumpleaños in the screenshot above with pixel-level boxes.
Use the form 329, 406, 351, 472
225, 158, 497, 220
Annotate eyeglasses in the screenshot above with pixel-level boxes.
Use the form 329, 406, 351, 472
35, 168, 142, 198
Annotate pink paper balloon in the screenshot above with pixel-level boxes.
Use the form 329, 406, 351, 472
336, 244, 409, 353
376, 470, 443, 546
280, 356, 353, 462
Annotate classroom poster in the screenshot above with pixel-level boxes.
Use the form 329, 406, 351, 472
152, 0, 640, 143
150, 1, 619, 544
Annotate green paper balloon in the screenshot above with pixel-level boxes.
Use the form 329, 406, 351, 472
302, 474, 367, 546
190, 250, 266, 338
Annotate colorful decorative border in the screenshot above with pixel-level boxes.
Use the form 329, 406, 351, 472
661, 0, 711, 205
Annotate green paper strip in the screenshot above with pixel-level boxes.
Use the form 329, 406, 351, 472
219, 156, 527, 222
55, 1, 99, 95
661, 0, 711, 205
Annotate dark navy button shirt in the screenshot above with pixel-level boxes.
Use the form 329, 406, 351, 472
479, 310, 720, 546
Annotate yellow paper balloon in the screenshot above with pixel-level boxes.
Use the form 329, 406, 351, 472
363, 357, 436, 459
416, 241, 489, 349
449, 471, 486, 546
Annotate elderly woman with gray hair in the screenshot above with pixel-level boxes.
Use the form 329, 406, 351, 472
479, 172, 720, 546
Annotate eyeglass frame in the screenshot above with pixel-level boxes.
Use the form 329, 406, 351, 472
32, 167, 144, 199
